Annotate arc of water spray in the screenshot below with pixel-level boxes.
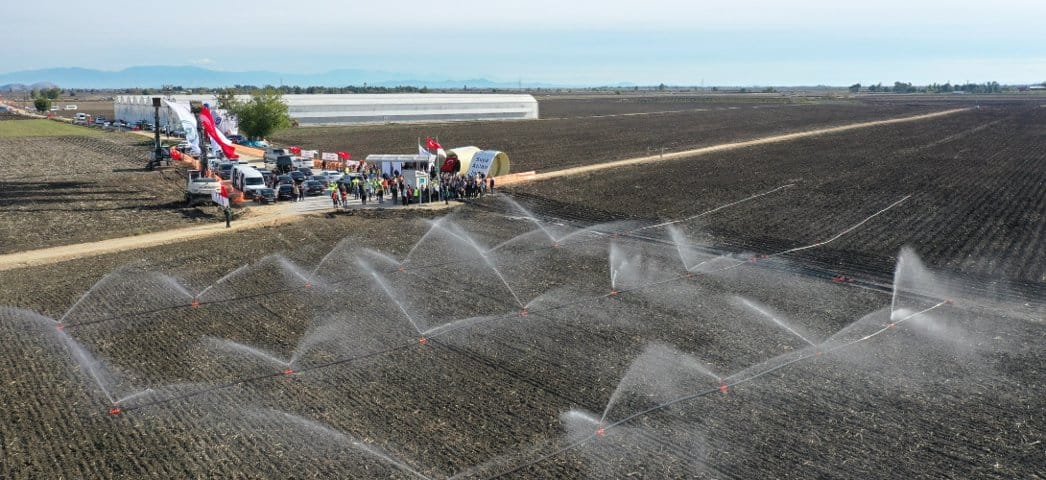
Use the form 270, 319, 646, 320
488, 300, 955, 480
368, 269, 425, 335
262, 409, 434, 480
429, 221, 527, 309
195, 263, 250, 301
738, 298, 817, 348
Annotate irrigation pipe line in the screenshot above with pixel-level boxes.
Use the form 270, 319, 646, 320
484, 302, 949, 479
108, 194, 910, 416
60, 183, 796, 330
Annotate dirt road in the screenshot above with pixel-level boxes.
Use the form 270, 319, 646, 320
0, 108, 968, 271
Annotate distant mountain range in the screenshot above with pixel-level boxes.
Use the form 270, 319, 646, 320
0, 66, 613, 90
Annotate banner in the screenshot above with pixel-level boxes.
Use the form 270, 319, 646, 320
467, 150, 498, 176
321, 152, 338, 161
199, 105, 239, 159
163, 100, 200, 156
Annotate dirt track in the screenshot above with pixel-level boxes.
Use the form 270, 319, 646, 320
0, 109, 968, 272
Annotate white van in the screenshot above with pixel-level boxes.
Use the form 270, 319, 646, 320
232, 165, 266, 199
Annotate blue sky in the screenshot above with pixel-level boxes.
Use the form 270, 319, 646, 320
3, 0, 1044, 85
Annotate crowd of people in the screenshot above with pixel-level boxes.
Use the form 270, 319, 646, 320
325, 167, 496, 211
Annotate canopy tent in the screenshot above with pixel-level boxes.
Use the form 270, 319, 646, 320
365, 154, 434, 177
445, 146, 511, 177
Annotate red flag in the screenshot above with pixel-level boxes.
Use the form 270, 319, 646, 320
220, 183, 229, 198
337, 151, 351, 160
199, 105, 239, 160
426, 137, 441, 151
289, 146, 302, 155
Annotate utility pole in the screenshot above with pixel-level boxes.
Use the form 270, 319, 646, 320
148, 97, 163, 170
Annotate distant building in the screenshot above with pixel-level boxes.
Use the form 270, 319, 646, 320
113, 93, 539, 130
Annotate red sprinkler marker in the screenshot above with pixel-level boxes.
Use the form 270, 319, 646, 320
520, 309, 529, 317
304, 282, 312, 289
282, 368, 294, 376
398, 265, 406, 272
552, 242, 561, 249
815, 350, 823, 357
609, 290, 618, 297
418, 337, 428, 345
886, 322, 896, 330
719, 382, 729, 394
191, 298, 200, 308
944, 299, 954, 305
108, 407, 122, 416
595, 426, 606, 437
56, 325, 65, 331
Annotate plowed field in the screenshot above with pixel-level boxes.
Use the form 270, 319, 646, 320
0, 96, 1042, 479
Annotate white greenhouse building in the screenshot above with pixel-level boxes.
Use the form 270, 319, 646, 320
113, 93, 539, 130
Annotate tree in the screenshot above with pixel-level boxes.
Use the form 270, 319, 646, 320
848, 83, 861, 93
218, 88, 291, 140
43, 87, 61, 100
657, 83, 666, 91
33, 96, 52, 112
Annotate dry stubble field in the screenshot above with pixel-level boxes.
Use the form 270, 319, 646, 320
0, 96, 1042, 479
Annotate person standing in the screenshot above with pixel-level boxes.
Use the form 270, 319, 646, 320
489, 177, 495, 194
340, 186, 349, 209
224, 207, 232, 228
292, 182, 300, 202
331, 187, 340, 209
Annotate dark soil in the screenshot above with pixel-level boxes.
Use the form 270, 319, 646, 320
0, 96, 1042, 479
0, 135, 213, 254
271, 101, 950, 173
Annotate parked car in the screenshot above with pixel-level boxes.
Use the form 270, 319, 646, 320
308, 175, 329, 188
303, 180, 326, 196
322, 170, 344, 183
297, 167, 314, 177
253, 188, 277, 204
275, 184, 295, 201
276, 174, 292, 186
288, 171, 306, 183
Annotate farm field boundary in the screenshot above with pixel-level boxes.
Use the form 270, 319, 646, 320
504, 108, 970, 184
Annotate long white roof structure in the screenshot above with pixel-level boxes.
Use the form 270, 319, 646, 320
114, 93, 539, 127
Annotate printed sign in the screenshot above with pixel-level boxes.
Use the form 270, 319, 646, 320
321, 152, 338, 161
467, 150, 498, 176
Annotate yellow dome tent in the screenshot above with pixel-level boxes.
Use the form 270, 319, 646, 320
445, 146, 511, 177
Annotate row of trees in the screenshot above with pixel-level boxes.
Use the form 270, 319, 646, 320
849, 81, 1006, 94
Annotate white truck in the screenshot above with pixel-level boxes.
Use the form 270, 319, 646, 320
231, 165, 266, 199
185, 170, 221, 206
